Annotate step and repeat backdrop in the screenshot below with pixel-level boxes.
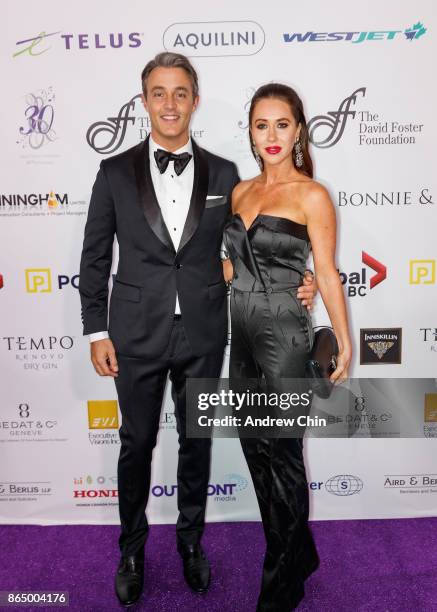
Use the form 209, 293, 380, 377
1, 1, 436, 524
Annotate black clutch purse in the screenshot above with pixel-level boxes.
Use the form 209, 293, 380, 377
305, 327, 339, 399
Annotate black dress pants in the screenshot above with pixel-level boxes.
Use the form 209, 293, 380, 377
114, 318, 224, 556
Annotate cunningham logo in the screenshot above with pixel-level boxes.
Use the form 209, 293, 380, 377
325, 475, 363, 496
283, 23, 426, 45
163, 21, 265, 57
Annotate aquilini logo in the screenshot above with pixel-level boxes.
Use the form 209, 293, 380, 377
339, 251, 386, 297
163, 21, 265, 57
283, 23, 426, 44
360, 328, 402, 364
13, 31, 143, 57
87, 400, 119, 429
410, 260, 436, 284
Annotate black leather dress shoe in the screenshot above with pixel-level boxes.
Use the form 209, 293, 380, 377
178, 543, 210, 593
115, 554, 144, 607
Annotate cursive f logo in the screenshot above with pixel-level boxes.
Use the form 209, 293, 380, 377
86, 94, 141, 154
308, 87, 366, 148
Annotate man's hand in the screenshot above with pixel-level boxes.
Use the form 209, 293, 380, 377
297, 270, 317, 310
222, 259, 233, 284
90, 338, 119, 377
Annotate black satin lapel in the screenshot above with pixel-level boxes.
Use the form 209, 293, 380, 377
178, 139, 209, 254
134, 137, 175, 254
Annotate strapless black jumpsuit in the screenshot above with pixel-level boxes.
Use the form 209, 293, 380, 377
224, 213, 319, 612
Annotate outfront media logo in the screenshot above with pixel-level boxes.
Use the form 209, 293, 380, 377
163, 21, 265, 57
283, 22, 426, 45
360, 328, 402, 364
409, 260, 436, 285
13, 31, 143, 57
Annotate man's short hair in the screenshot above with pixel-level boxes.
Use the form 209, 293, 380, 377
141, 52, 199, 99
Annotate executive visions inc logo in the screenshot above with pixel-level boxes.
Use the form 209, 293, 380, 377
86, 93, 205, 155
87, 400, 120, 446
13, 31, 143, 57
283, 22, 426, 45
163, 21, 265, 57
424, 394, 437, 438
308, 87, 425, 148
360, 328, 402, 364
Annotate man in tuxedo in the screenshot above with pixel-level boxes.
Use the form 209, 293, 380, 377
79, 52, 315, 607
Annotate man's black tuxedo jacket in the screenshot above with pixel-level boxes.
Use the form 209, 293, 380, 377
79, 137, 240, 358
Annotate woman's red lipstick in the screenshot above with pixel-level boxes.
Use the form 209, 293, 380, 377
265, 146, 282, 154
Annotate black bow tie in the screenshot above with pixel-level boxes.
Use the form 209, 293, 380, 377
154, 149, 192, 176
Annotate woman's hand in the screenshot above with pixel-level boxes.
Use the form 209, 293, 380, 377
329, 348, 351, 384
223, 259, 234, 284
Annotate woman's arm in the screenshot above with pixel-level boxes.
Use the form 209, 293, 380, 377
304, 183, 352, 382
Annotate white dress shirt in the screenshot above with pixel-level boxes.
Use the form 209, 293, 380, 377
88, 136, 194, 343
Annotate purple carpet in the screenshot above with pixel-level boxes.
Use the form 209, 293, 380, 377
0, 519, 436, 611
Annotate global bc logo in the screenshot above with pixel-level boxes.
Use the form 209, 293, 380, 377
283, 22, 426, 45
163, 21, 265, 57
339, 252, 386, 297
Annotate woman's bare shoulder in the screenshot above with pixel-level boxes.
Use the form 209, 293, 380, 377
232, 177, 257, 211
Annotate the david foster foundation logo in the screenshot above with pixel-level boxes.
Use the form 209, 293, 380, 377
86, 94, 205, 155
73, 474, 118, 506
87, 401, 120, 446
339, 251, 386, 297
0, 403, 65, 443
13, 31, 143, 58
0, 481, 53, 502
163, 21, 265, 57
1, 335, 74, 371
360, 328, 402, 364
308, 87, 425, 148
424, 394, 437, 438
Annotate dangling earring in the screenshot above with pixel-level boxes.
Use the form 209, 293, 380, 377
294, 139, 304, 168
252, 142, 263, 169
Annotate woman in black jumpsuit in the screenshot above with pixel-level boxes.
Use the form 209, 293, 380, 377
223, 84, 352, 611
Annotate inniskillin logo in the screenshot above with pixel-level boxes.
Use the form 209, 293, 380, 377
163, 21, 265, 57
